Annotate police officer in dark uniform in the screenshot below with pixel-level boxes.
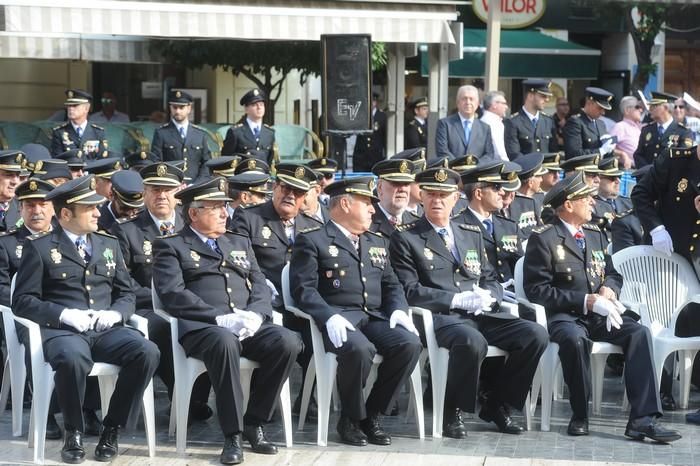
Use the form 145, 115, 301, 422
290, 176, 422, 446
563, 87, 617, 159
222, 89, 277, 166
205, 155, 243, 179
150, 90, 212, 183
610, 166, 651, 254
152, 178, 301, 464
55, 149, 88, 179
97, 170, 143, 232
302, 170, 330, 225
0, 150, 25, 232
13, 175, 160, 463
369, 159, 417, 237
353, 92, 387, 172
504, 79, 558, 160
226, 158, 272, 224
633, 94, 694, 168
504, 154, 549, 239
123, 150, 154, 172
391, 167, 547, 437
591, 156, 632, 244
524, 171, 680, 442
404, 97, 429, 150
51, 89, 108, 159
307, 157, 338, 206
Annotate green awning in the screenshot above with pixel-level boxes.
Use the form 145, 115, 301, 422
421, 29, 601, 79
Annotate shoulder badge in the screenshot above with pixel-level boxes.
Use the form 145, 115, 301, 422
160, 232, 180, 239
52, 123, 66, 131
531, 224, 553, 234
234, 123, 244, 128
298, 226, 321, 234
28, 231, 51, 240
90, 123, 104, 130
396, 220, 418, 232
116, 216, 138, 225
94, 230, 117, 239
582, 223, 601, 232
616, 209, 633, 218
263, 124, 273, 130
511, 112, 520, 117
366, 230, 384, 238
0, 227, 17, 237
458, 224, 481, 233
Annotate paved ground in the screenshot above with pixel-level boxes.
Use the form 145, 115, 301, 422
1, 365, 698, 465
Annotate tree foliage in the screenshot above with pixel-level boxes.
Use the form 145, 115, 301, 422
624, 3, 668, 93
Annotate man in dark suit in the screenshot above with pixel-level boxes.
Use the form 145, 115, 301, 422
221, 89, 277, 166
152, 178, 301, 464
97, 170, 143, 232
51, 89, 108, 159
290, 176, 422, 446
436, 85, 495, 161
390, 167, 547, 437
563, 87, 616, 159
0, 150, 23, 232
634, 95, 694, 168
353, 92, 387, 172
369, 159, 418, 237
150, 90, 212, 182
404, 97, 429, 150
504, 79, 558, 160
13, 175, 160, 463
591, 156, 632, 244
523, 172, 680, 442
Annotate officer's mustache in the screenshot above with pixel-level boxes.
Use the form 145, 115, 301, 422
30, 214, 45, 221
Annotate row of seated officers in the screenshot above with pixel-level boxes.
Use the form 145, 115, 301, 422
0, 147, 683, 466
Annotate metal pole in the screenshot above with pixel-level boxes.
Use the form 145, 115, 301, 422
484, 0, 502, 92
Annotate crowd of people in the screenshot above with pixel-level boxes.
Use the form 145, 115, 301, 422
1, 81, 700, 465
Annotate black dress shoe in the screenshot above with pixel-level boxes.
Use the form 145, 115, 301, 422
686, 409, 700, 425
189, 401, 214, 423
220, 434, 244, 465
479, 403, 524, 435
359, 414, 391, 445
337, 416, 368, 446
625, 417, 682, 443
61, 429, 85, 464
242, 424, 278, 455
83, 409, 102, 436
94, 425, 119, 462
442, 408, 467, 439
46, 413, 62, 440
292, 392, 318, 420
567, 417, 589, 436
660, 393, 677, 411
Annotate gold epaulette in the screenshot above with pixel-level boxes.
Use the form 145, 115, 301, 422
582, 223, 600, 232
297, 226, 320, 234
28, 231, 51, 241
90, 123, 104, 130
531, 224, 553, 234
458, 224, 481, 233
94, 230, 117, 239
396, 221, 418, 232
617, 208, 634, 218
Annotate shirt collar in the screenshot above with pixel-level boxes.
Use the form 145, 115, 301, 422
468, 206, 491, 224
559, 218, 580, 237
459, 113, 475, 126
246, 118, 261, 132
659, 117, 673, 131
331, 220, 356, 242
378, 202, 402, 222
415, 116, 425, 125
189, 225, 214, 244
63, 228, 85, 245
426, 218, 453, 237
148, 211, 176, 230
522, 107, 539, 121
172, 119, 188, 132
72, 121, 88, 133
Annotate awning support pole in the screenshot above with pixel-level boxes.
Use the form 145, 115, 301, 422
484, 0, 501, 92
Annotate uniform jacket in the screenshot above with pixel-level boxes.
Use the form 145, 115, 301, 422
290, 222, 407, 328
504, 194, 542, 239
523, 219, 622, 324
13, 226, 135, 341
591, 195, 633, 244
353, 109, 387, 171
404, 118, 428, 149
98, 202, 120, 232
610, 208, 648, 254
0, 225, 32, 306
50, 122, 108, 159
369, 207, 417, 239
0, 199, 22, 233
435, 113, 495, 161
504, 111, 558, 160
562, 112, 608, 158
633, 121, 693, 168
110, 209, 184, 310
150, 121, 212, 182
221, 122, 276, 165
152, 226, 272, 338
229, 200, 319, 293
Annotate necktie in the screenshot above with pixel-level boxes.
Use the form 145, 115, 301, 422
253, 126, 260, 139
388, 215, 399, 227
463, 119, 472, 144
483, 219, 494, 236
348, 233, 360, 252
438, 228, 460, 263
179, 127, 186, 139
606, 198, 616, 211
160, 221, 174, 236
283, 219, 295, 244
75, 237, 90, 262
76, 126, 82, 139
0, 203, 7, 222
658, 124, 665, 137
574, 230, 586, 251
532, 117, 538, 128
207, 238, 222, 256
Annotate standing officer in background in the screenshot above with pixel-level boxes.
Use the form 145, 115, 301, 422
524, 172, 680, 442
290, 177, 422, 447
634, 94, 693, 168
13, 175, 160, 463
0, 150, 23, 232
563, 87, 617, 159
353, 92, 387, 172
391, 167, 547, 437
404, 97, 429, 150
222, 89, 277, 166
153, 178, 301, 464
151, 89, 212, 183
504, 79, 558, 160
51, 89, 108, 159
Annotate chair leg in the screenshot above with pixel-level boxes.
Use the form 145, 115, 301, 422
590, 353, 608, 416
31, 367, 54, 465
175, 377, 195, 454
5, 351, 26, 437
97, 375, 117, 415
408, 363, 424, 439
298, 362, 316, 430
142, 381, 157, 458
430, 352, 449, 438
316, 357, 337, 447
168, 387, 177, 438
539, 346, 558, 432
523, 392, 532, 431
679, 350, 699, 410
279, 379, 293, 448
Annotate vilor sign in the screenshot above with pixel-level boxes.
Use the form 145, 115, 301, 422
473, 0, 546, 29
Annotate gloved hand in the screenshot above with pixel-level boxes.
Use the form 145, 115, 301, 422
473, 284, 497, 311
325, 314, 355, 349
389, 310, 419, 336
598, 138, 616, 156
59, 308, 93, 333
215, 313, 248, 336
650, 226, 674, 256
592, 297, 623, 331
237, 310, 263, 340
500, 279, 514, 290
265, 278, 279, 298
451, 291, 482, 313
91, 310, 122, 332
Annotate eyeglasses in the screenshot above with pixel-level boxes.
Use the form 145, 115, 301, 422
101, 98, 113, 104
494, 100, 508, 105
677, 105, 686, 109
634, 105, 644, 110
480, 183, 503, 191
323, 173, 335, 180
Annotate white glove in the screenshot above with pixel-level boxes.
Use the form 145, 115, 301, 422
503, 289, 517, 301
473, 284, 497, 311
389, 310, 419, 336
215, 313, 248, 335
325, 314, 355, 349
91, 310, 123, 332
59, 308, 93, 333
237, 310, 263, 340
598, 138, 616, 156
592, 297, 623, 331
650, 226, 674, 256
451, 291, 482, 313
265, 278, 279, 298
500, 279, 514, 290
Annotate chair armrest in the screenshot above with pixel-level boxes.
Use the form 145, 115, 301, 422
286, 304, 312, 321
500, 301, 519, 317
12, 315, 43, 352
272, 310, 283, 326
516, 298, 548, 329
127, 314, 149, 338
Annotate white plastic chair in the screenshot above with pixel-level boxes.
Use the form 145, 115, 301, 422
151, 284, 293, 453
0, 303, 27, 437
11, 276, 156, 464
613, 245, 700, 409
514, 258, 625, 429
411, 302, 533, 437
281, 264, 424, 446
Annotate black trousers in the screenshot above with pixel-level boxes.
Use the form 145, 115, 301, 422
180, 322, 301, 436
322, 313, 422, 421
43, 326, 160, 432
659, 302, 700, 393
282, 311, 313, 381
549, 315, 662, 420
